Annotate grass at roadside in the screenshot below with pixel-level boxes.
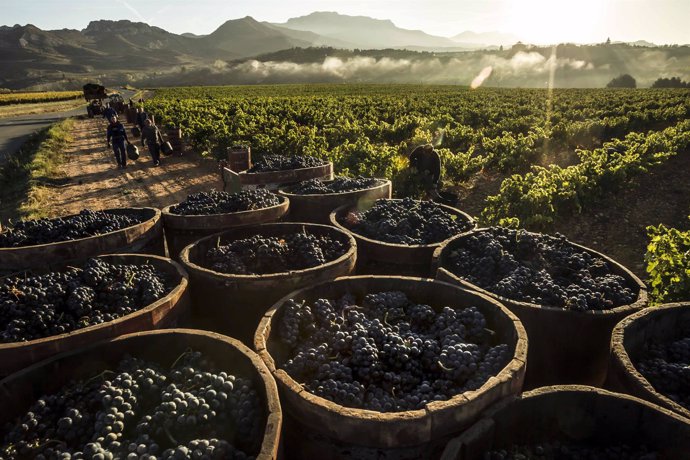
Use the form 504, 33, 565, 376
0, 118, 75, 223
0, 99, 85, 119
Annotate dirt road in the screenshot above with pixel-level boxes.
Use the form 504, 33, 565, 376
45, 117, 221, 215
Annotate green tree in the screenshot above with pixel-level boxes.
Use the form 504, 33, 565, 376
606, 74, 636, 88
652, 76, 690, 88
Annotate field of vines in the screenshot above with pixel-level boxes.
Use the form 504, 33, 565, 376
144, 85, 690, 299
0, 90, 83, 106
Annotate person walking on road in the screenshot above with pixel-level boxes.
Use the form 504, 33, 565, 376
102, 103, 117, 121
106, 116, 131, 170
141, 118, 164, 166
135, 107, 149, 132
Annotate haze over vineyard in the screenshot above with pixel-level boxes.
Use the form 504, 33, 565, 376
1, 9, 689, 90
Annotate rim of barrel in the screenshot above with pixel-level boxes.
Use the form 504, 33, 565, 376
254, 275, 528, 424
161, 195, 289, 220
179, 222, 357, 281
610, 302, 690, 419
0, 207, 161, 252
0, 328, 282, 460
0, 253, 188, 352
475, 383, 690, 427
433, 227, 648, 316
278, 178, 391, 198
239, 161, 332, 177
329, 199, 477, 251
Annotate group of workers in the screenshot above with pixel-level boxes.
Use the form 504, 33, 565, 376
104, 104, 166, 170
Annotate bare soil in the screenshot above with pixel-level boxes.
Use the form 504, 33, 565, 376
44, 118, 221, 215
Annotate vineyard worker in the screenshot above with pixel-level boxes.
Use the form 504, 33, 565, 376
409, 144, 442, 190
135, 107, 149, 131
141, 118, 164, 166
106, 115, 131, 170
102, 103, 117, 121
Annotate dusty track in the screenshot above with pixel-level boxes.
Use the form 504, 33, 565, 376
46, 117, 221, 215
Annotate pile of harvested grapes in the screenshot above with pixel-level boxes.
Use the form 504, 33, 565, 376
277, 291, 510, 412
484, 442, 657, 459
0, 258, 171, 343
289, 176, 384, 195
636, 330, 690, 410
169, 190, 281, 216
346, 198, 472, 245
0, 210, 145, 248
445, 228, 637, 311
246, 155, 327, 173
0, 351, 263, 459
205, 230, 347, 275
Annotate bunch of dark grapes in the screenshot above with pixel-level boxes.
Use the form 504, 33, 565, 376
0, 351, 263, 460
346, 198, 472, 245
445, 227, 637, 311
290, 176, 384, 195
0, 258, 171, 343
205, 230, 347, 275
169, 190, 281, 216
277, 290, 511, 412
246, 155, 327, 173
0, 210, 145, 248
636, 330, 690, 410
484, 441, 658, 459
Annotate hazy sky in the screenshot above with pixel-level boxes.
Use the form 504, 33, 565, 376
3, 0, 689, 45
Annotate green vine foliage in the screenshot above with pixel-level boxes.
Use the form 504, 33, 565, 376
646, 219, 690, 304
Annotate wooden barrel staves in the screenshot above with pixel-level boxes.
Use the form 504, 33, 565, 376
433, 228, 648, 388
179, 222, 357, 346
441, 386, 690, 460
608, 302, 690, 421
166, 126, 183, 153
0, 207, 165, 274
330, 200, 476, 278
0, 254, 191, 377
278, 179, 392, 225
161, 196, 290, 261
255, 276, 527, 459
228, 145, 252, 172
0, 329, 282, 460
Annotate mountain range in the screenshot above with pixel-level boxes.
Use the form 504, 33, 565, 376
0, 12, 683, 90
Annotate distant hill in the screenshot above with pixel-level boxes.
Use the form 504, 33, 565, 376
0, 14, 687, 90
274, 11, 458, 50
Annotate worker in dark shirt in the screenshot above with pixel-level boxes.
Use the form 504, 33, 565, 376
106, 116, 130, 169
102, 103, 117, 121
135, 108, 149, 131
409, 144, 441, 188
141, 118, 164, 166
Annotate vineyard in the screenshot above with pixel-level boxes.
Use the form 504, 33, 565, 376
1, 83, 690, 459
145, 86, 690, 215
143, 84, 690, 299
0, 90, 83, 106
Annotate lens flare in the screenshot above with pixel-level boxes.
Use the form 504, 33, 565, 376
471, 66, 493, 89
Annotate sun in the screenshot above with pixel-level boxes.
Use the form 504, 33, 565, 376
506, 0, 609, 44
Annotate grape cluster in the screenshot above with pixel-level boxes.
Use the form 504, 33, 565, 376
0, 258, 171, 343
0, 351, 262, 460
637, 330, 690, 411
484, 441, 657, 459
205, 230, 347, 275
0, 210, 145, 248
445, 227, 637, 311
289, 176, 384, 195
246, 155, 327, 173
169, 190, 281, 216
277, 290, 511, 412
346, 198, 472, 245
